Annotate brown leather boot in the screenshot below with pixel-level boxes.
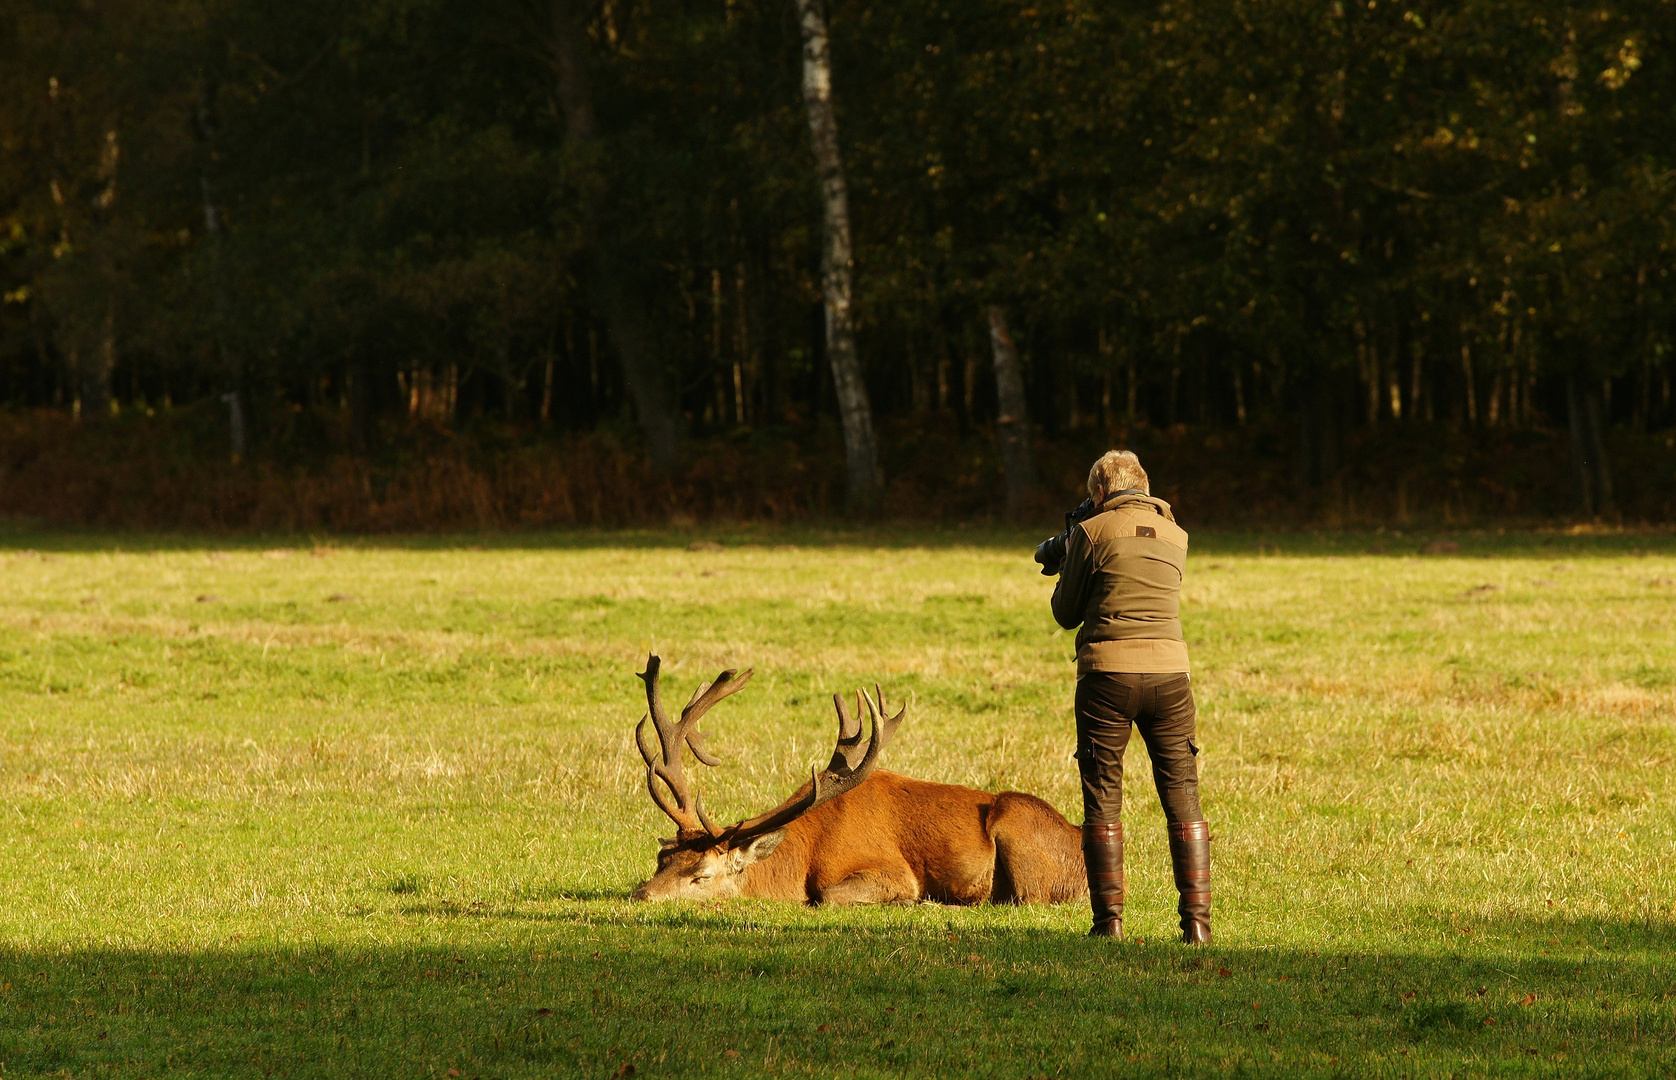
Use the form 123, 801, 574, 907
1082, 822, 1124, 938
1168, 820, 1212, 944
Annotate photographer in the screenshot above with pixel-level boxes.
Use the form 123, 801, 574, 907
1042, 451, 1211, 943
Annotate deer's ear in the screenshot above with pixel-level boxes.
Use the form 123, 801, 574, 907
731, 830, 786, 869
658, 836, 679, 851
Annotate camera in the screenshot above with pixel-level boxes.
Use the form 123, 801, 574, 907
1034, 489, 1150, 575
1033, 498, 1096, 576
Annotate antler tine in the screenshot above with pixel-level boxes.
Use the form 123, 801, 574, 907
634, 654, 733, 838
634, 714, 659, 770
872, 683, 907, 743
679, 668, 753, 766
728, 678, 907, 845
832, 691, 861, 742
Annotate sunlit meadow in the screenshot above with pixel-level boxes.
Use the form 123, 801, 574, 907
1, 528, 1672, 1077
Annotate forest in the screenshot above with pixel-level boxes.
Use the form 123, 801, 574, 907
1, 0, 1673, 528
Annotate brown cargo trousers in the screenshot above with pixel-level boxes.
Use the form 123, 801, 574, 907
1075, 671, 1203, 825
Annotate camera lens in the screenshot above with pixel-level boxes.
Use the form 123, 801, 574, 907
1033, 535, 1065, 576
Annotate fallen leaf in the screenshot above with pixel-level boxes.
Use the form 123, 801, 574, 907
448, 1070, 461, 1077
1218, 968, 1232, 977
1482, 1017, 1496, 1027
535, 1007, 552, 1017
967, 954, 982, 963
196, 594, 220, 604
816, 1024, 832, 1034
327, 593, 357, 603
723, 1050, 740, 1060
612, 1064, 636, 1079
1519, 993, 1536, 1006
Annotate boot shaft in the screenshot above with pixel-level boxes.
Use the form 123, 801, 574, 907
1167, 820, 1212, 944
1082, 821, 1125, 938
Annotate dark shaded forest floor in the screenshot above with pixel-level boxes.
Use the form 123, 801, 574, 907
2, 406, 1673, 532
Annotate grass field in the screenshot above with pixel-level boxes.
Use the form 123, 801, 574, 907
1, 526, 1673, 1078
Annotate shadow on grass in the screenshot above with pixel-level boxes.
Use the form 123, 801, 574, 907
3, 913, 1672, 1078
5, 519, 1676, 558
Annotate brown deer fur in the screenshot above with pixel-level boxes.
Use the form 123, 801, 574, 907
629, 657, 1086, 906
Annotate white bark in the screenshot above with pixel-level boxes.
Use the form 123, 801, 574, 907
987, 306, 1037, 514
797, 0, 881, 508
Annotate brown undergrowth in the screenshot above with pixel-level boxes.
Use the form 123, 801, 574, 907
1, 406, 1673, 531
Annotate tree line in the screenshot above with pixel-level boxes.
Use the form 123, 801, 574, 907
1, 0, 1671, 518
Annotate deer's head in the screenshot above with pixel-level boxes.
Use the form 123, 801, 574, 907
628, 654, 903, 902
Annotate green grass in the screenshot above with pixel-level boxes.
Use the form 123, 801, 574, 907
1, 528, 1673, 1078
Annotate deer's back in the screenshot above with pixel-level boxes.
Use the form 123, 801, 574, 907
744, 770, 1004, 903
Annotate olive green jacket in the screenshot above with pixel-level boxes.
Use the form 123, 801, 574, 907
1050, 492, 1190, 676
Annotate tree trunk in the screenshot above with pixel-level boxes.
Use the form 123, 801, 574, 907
548, 0, 681, 471
1585, 381, 1613, 514
197, 85, 243, 461
987, 306, 1037, 515
797, 0, 881, 509
1566, 375, 1613, 516
79, 300, 116, 419
1460, 341, 1477, 426
201, 176, 243, 460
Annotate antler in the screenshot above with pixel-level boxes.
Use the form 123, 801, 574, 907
727, 683, 905, 844
634, 654, 752, 839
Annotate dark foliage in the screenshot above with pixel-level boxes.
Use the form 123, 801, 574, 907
0, 0, 1672, 526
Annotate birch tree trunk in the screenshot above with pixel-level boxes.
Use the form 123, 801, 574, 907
201, 176, 244, 460
197, 84, 244, 460
796, 0, 881, 509
987, 306, 1037, 515
548, 0, 682, 472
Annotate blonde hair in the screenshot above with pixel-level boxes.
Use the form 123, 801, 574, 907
1087, 450, 1149, 500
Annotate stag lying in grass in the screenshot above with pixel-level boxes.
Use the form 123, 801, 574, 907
629, 655, 1086, 906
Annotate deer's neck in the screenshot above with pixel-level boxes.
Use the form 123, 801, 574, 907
738, 818, 818, 902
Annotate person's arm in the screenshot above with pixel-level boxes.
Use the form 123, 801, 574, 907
1050, 523, 1094, 630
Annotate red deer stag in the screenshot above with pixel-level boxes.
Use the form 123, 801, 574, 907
629, 655, 1086, 905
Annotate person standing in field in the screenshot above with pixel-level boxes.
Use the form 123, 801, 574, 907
1050, 450, 1211, 942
